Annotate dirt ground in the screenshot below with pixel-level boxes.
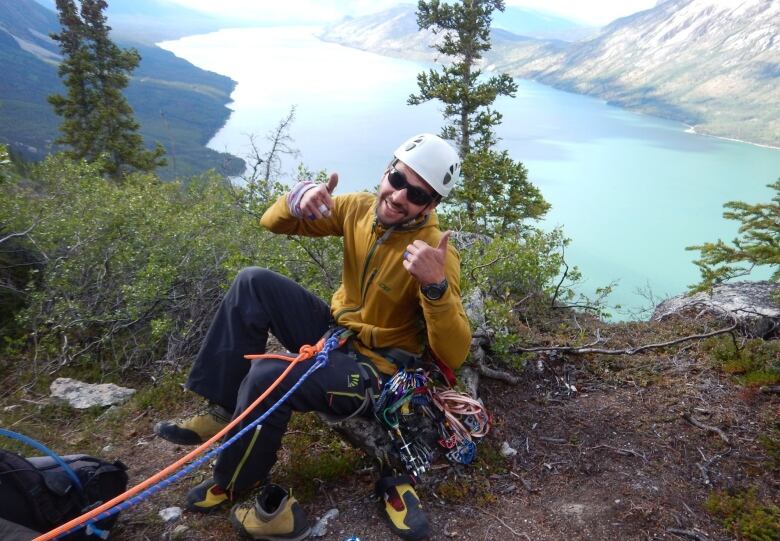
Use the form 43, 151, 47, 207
105, 334, 778, 541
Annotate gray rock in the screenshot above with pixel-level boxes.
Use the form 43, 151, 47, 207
652, 281, 780, 337
159, 506, 182, 522
500, 441, 518, 457
50, 378, 136, 409
310, 508, 339, 537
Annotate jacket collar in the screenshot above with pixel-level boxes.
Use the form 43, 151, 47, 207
370, 200, 437, 235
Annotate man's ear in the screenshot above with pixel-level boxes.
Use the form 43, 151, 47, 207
423, 200, 440, 216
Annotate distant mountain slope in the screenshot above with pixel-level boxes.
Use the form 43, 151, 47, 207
319, 4, 560, 63
492, 5, 596, 41
1, 0, 243, 178
32, 0, 227, 43
500, 0, 780, 147
321, 1, 780, 147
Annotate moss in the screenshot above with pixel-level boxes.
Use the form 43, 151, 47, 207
274, 413, 365, 502
705, 487, 780, 541
758, 422, 780, 472
474, 439, 508, 475
702, 336, 780, 387
436, 477, 470, 502
435, 473, 495, 506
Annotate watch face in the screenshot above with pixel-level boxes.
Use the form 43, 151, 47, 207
423, 285, 443, 300
422, 279, 447, 300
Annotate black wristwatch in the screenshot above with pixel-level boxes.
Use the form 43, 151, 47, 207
421, 278, 448, 301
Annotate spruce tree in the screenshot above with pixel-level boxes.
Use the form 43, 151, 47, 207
688, 179, 780, 288
409, 0, 548, 234
49, 0, 165, 177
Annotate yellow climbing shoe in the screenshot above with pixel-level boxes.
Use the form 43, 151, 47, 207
186, 478, 232, 513
154, 403, 230, 445
377, 476, 430, 540
230, 484, 311, 541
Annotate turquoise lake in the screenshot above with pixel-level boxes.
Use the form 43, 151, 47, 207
160, 26, 780, 319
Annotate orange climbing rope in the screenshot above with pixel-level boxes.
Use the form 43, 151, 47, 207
33, 340, 326, 541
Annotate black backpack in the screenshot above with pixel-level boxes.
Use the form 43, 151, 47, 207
0, 450, 128, 540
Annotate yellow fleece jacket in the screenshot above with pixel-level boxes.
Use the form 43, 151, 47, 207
260, 192, 471, 375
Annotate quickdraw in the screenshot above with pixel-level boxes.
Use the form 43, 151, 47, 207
373, 366, 491, 477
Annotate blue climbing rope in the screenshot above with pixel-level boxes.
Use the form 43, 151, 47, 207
51, 331, 343, 540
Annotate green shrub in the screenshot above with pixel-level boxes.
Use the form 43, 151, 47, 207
705, 487, 780, 541
759, 421, 780, 472
0, 154, 341, 379
702, 336, 780, 386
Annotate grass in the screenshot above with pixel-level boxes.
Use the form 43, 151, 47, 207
0, 365, 194, 457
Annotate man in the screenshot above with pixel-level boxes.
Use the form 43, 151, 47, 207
155, 133, 471, 541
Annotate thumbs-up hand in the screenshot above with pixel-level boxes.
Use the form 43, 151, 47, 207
402, 230, 451, 285
300, 172, 339, 220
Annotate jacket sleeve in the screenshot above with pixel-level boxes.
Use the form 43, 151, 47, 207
260, 194, 346, 237
420, 245, 471, 370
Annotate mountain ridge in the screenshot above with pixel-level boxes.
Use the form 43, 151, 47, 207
0, 0, 244, 178
322, 0, 780, 148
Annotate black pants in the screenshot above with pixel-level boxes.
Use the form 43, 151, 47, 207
186, 267, 379, 492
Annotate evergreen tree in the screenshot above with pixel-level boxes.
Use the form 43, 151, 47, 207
48, 0, 165, 177
409, 0, 548, 233
688, 179, 780, 288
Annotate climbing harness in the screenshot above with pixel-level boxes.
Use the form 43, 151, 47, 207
373, 359, 491, 478
33, 330, 348, 541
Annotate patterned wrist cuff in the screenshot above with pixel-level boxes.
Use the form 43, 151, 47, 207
286, 180, 317, 217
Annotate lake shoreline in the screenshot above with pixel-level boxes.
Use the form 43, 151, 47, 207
684, 125, 780, 152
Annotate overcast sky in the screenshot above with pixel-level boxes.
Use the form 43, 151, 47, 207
166, 0, 659, 26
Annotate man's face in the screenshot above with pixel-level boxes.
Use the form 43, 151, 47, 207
375, 160, 438, 226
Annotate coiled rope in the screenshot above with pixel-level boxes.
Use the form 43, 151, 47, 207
34, 331, 345, 541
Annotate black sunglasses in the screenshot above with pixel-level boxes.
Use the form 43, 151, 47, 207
387, 166, 438, 206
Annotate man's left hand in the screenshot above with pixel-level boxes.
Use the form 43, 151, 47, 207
403, 230, 450, 285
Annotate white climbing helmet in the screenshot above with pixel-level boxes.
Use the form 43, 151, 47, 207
393, 133, 460, 198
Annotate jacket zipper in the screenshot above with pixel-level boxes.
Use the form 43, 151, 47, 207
334, 224, 394, 322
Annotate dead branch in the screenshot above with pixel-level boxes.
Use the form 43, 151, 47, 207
474, 357, 520, 385
667, 528, 712, 541
588, 444, 647, 461
468, 334, 520, 385
459, 365, 480, 398
550, 242, 568, 306
289, 237, 338, 291
760, 385, 780, 394
682, 413, 730, 445
512, 317, 737, 356
262, 106, 298, 183
508, 471, 539, 493
468, 255, 509, 282
0, 219, 39, 245
693, 446, 731, 486
473, 507, 526, 538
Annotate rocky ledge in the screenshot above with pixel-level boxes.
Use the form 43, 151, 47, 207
652, 281, 780, 337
